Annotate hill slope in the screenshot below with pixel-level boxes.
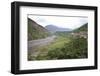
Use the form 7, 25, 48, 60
74, 23, 88, 33
28, 18, 50, 41
71, 23, 88, 38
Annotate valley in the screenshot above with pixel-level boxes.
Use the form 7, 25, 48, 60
28, 18, 88, 61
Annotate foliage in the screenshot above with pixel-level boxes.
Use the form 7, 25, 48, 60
73, 23, 88, 33
46, 37, 88, 59
28, 21, 88, 60
55, 31, 71, 37
35, 37, 88, 60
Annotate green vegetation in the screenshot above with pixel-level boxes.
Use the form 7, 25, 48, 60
73, 23, 88, 33
34, 36, 71, 60
33, 36, 87, 60
55, 31, 71, 37
28, 21, 88, 60
47, 37, 87, 59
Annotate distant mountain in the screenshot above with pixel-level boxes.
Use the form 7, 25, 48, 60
45, 25, 72, 32
28, 18, 50, 41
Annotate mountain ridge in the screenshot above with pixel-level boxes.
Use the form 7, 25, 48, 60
45, 25, 72, 32
73, 23, 88, 32
71, 23, 88, 38
28, 18, 50, 41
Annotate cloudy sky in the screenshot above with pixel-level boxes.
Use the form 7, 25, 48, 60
28, 15, 88, 30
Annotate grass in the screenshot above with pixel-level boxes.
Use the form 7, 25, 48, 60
28, 23, 88, 60
46, 37, 87, 60
32, 36, 88, 60
33, 36, 71, 60
48, 36, 70, 49
28, 31, 88, 60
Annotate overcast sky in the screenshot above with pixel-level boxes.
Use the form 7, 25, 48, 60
28, 15, 88, 30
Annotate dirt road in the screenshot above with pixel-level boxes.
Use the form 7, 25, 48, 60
28, 35, 56, 48
28, 35, 56, 57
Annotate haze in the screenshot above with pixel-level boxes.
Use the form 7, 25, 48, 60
28, 15, 88, 30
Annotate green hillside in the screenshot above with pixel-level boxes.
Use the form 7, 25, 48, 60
28, 18, 50, 41
74, 23, 88, 33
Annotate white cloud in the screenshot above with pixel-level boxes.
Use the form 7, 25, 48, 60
28, 15, 88, 29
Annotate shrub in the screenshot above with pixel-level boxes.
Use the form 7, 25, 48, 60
46, 37, 88, 59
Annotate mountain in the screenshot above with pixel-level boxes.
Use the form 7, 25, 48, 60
45, 25, 72, 32
73, 23, 88, 33
28, 18, 50, 41
71, 23, 88, 38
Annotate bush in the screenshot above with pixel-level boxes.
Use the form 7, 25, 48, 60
46, 37, 88, 59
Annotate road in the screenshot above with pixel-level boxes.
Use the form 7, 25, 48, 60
28, 35, 56, 48
28, 35, 56, 56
